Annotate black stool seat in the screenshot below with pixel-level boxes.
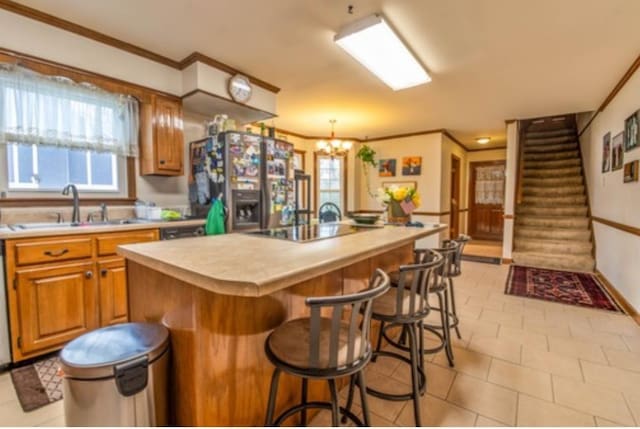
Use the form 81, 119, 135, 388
267, 317, 362, 370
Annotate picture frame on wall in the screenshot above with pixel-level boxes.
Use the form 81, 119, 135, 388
293, 149, 305, 172
378, 159, 396, 177
382, 181, 417, 191
624, 110, 639, 152
402, 156, 422, 175
612, 131, 624, 171
623, 160, 639, 183
602, 132, 611, 173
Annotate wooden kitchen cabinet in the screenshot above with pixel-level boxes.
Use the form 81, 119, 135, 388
4, 228, 159, 362
98, 258, 128, 326
14, 261, 98, 356
140, 95, 184, 176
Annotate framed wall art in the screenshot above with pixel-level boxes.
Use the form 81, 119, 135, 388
612, 131, 624, 171
602, 132, 611, 173
624, 110, 639, 152
402, 156, 422, 175
378, 158, 396, 177
623, 160, 639, 183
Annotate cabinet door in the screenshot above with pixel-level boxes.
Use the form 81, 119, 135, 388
98, 258, 128, 326
154, 96, 183, 173
15, 261, 98, 356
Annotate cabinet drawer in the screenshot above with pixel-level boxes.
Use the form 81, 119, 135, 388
14, 238, 93, 266
96, 229, 159, 256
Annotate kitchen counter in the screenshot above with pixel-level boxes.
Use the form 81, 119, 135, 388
0, 219, 205, 239
122, 222, 446, 426
118, 223, 446, 297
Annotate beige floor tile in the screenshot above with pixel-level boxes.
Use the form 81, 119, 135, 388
467, 336, 522, 364
367, 353, 403, 376
433, 346, 492, 380
625, 392, 640, 426
520, 346, 583, 380
589, 316, 640, 337
37, 415, 66, 427
498, 325, 548, 350
623, 335, 640, 353
475, 415, 507, 426
552, 375, 635, 425
594, 416, 630, 427
389, 362, 455, 399
458, 316, 500, 338
487, 359, 552, 401
523, 318, 572, 337
467, 296, 504, 312
367, 411, 397, 427
344, 370, 410, 422
569, 326, 629, 350
603, 348, 640, 373
457, 303, 484, 320
479, 308, 523, 329
0, 373, 18, 405
0, 399, 64, 427
502, 304, 546, 321
447, 374, 517, 425
517, 393, 595, 426
396, 393, 477, 427
581, 360, 640, 395
548, 335, 607, 364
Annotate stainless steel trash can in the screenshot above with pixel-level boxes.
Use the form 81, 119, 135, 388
60, 323, 169, 427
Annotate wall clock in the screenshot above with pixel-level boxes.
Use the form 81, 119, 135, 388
228, 74, 252, 104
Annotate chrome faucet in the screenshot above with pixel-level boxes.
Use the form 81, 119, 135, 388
62, 183, 80, 225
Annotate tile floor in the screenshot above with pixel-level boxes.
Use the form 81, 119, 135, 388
0, 261, 639, 427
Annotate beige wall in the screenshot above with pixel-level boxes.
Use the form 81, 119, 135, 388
578, 67, 640, 311
440, 135, 468, 238
502, 122, 519, 259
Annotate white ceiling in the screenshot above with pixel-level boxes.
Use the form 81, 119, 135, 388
13, 0, 640, 148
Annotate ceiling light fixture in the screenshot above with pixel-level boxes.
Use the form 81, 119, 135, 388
476, 137, 491, 144
334, 13, 431, 91
316, 119, 352, 157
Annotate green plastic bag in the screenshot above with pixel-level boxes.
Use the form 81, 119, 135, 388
205, 199, 226, 235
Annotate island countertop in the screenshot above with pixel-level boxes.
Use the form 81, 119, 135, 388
117, 223, 447, 297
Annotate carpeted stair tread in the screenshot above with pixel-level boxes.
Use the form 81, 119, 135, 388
524, 142, 578, 153
523, 166, 582, 178
514, 238, 592, 255
521, 194, 587, 206
522, 185, 585, 196
517, 205, 588, 217
516, 226, 591, 241
511, 251, 595, 272
523, 150, 580, 161
524, 158, 582, 169
522, 176, 583, 187
525, 129, 574, 139
516, 215, 590, 229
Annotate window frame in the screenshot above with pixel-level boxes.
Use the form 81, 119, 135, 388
314, 151, 348, 216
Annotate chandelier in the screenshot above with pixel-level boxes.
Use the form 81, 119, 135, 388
316, 119, 353, 157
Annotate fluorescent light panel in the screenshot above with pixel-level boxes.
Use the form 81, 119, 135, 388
335, 14, 430, 91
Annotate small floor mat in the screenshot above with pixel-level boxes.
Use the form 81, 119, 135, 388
505, 265, 623, 312
10, 355, 63, 412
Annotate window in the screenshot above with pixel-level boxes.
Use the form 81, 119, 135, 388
7, 144, 117, 191
317, 154, 345, 213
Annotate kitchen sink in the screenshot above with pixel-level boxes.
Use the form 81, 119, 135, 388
8, 219, 152, 231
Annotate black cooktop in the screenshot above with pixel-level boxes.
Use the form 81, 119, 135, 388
247, 223, 368, 242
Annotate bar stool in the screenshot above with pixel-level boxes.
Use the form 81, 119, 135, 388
442, 234, 471, 339
346, 252, 444, 426
385, 243, 459, 368
264, 269, 390, 427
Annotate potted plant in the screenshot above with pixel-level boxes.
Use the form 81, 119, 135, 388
356, 144, 377, 197
376, 185, 421, 223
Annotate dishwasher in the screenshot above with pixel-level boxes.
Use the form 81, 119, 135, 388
0, 241, 11, 366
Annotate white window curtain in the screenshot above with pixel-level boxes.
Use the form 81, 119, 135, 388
0, 63, 139, 157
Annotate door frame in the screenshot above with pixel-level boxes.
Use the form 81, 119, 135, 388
450, 154, 461, 239
313, 151, 348, 216
468, 160, 506, 241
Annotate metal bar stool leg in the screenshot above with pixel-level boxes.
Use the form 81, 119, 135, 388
265, 368, 281, 426
443, 291, 455, 366
448, 277, 462, 339
342, 375, 357, 424
357, 370, 371, 427
328, 379, 340, 427
407, 323, 422, 427
301, 378, 308, 426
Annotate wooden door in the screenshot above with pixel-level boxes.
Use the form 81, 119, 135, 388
154, 96, 184, 173
15, 261, 98, 355
468, 161, 506, 240
450, 155, 461, 238
98, 258, 128, 326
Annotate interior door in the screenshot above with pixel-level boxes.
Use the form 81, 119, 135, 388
450, 155, 461, 238
469, 161, 506, 241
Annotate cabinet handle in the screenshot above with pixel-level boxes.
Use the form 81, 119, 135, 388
44, 248, 69, 257
100, 269, 108, 277
85, 271, 93, 279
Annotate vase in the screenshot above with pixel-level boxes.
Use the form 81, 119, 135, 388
387, 200, 410, 224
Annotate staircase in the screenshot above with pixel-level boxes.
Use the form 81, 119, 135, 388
512, 116, 595, 272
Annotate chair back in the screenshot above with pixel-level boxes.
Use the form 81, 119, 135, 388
392, 250, 444, 321
318, 202, 342, 223
427, 240, 459, 279
304, 269, 389, 369
443, 234, 471, 276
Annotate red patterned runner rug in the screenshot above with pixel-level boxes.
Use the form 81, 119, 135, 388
505, 265, 623, 312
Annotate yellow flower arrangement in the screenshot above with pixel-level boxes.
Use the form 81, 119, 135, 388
376, 185, 421, 215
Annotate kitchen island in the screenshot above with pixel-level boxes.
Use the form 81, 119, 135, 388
118, 223, 446, 426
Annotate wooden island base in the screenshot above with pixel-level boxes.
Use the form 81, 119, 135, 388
127, 243, 413, 426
